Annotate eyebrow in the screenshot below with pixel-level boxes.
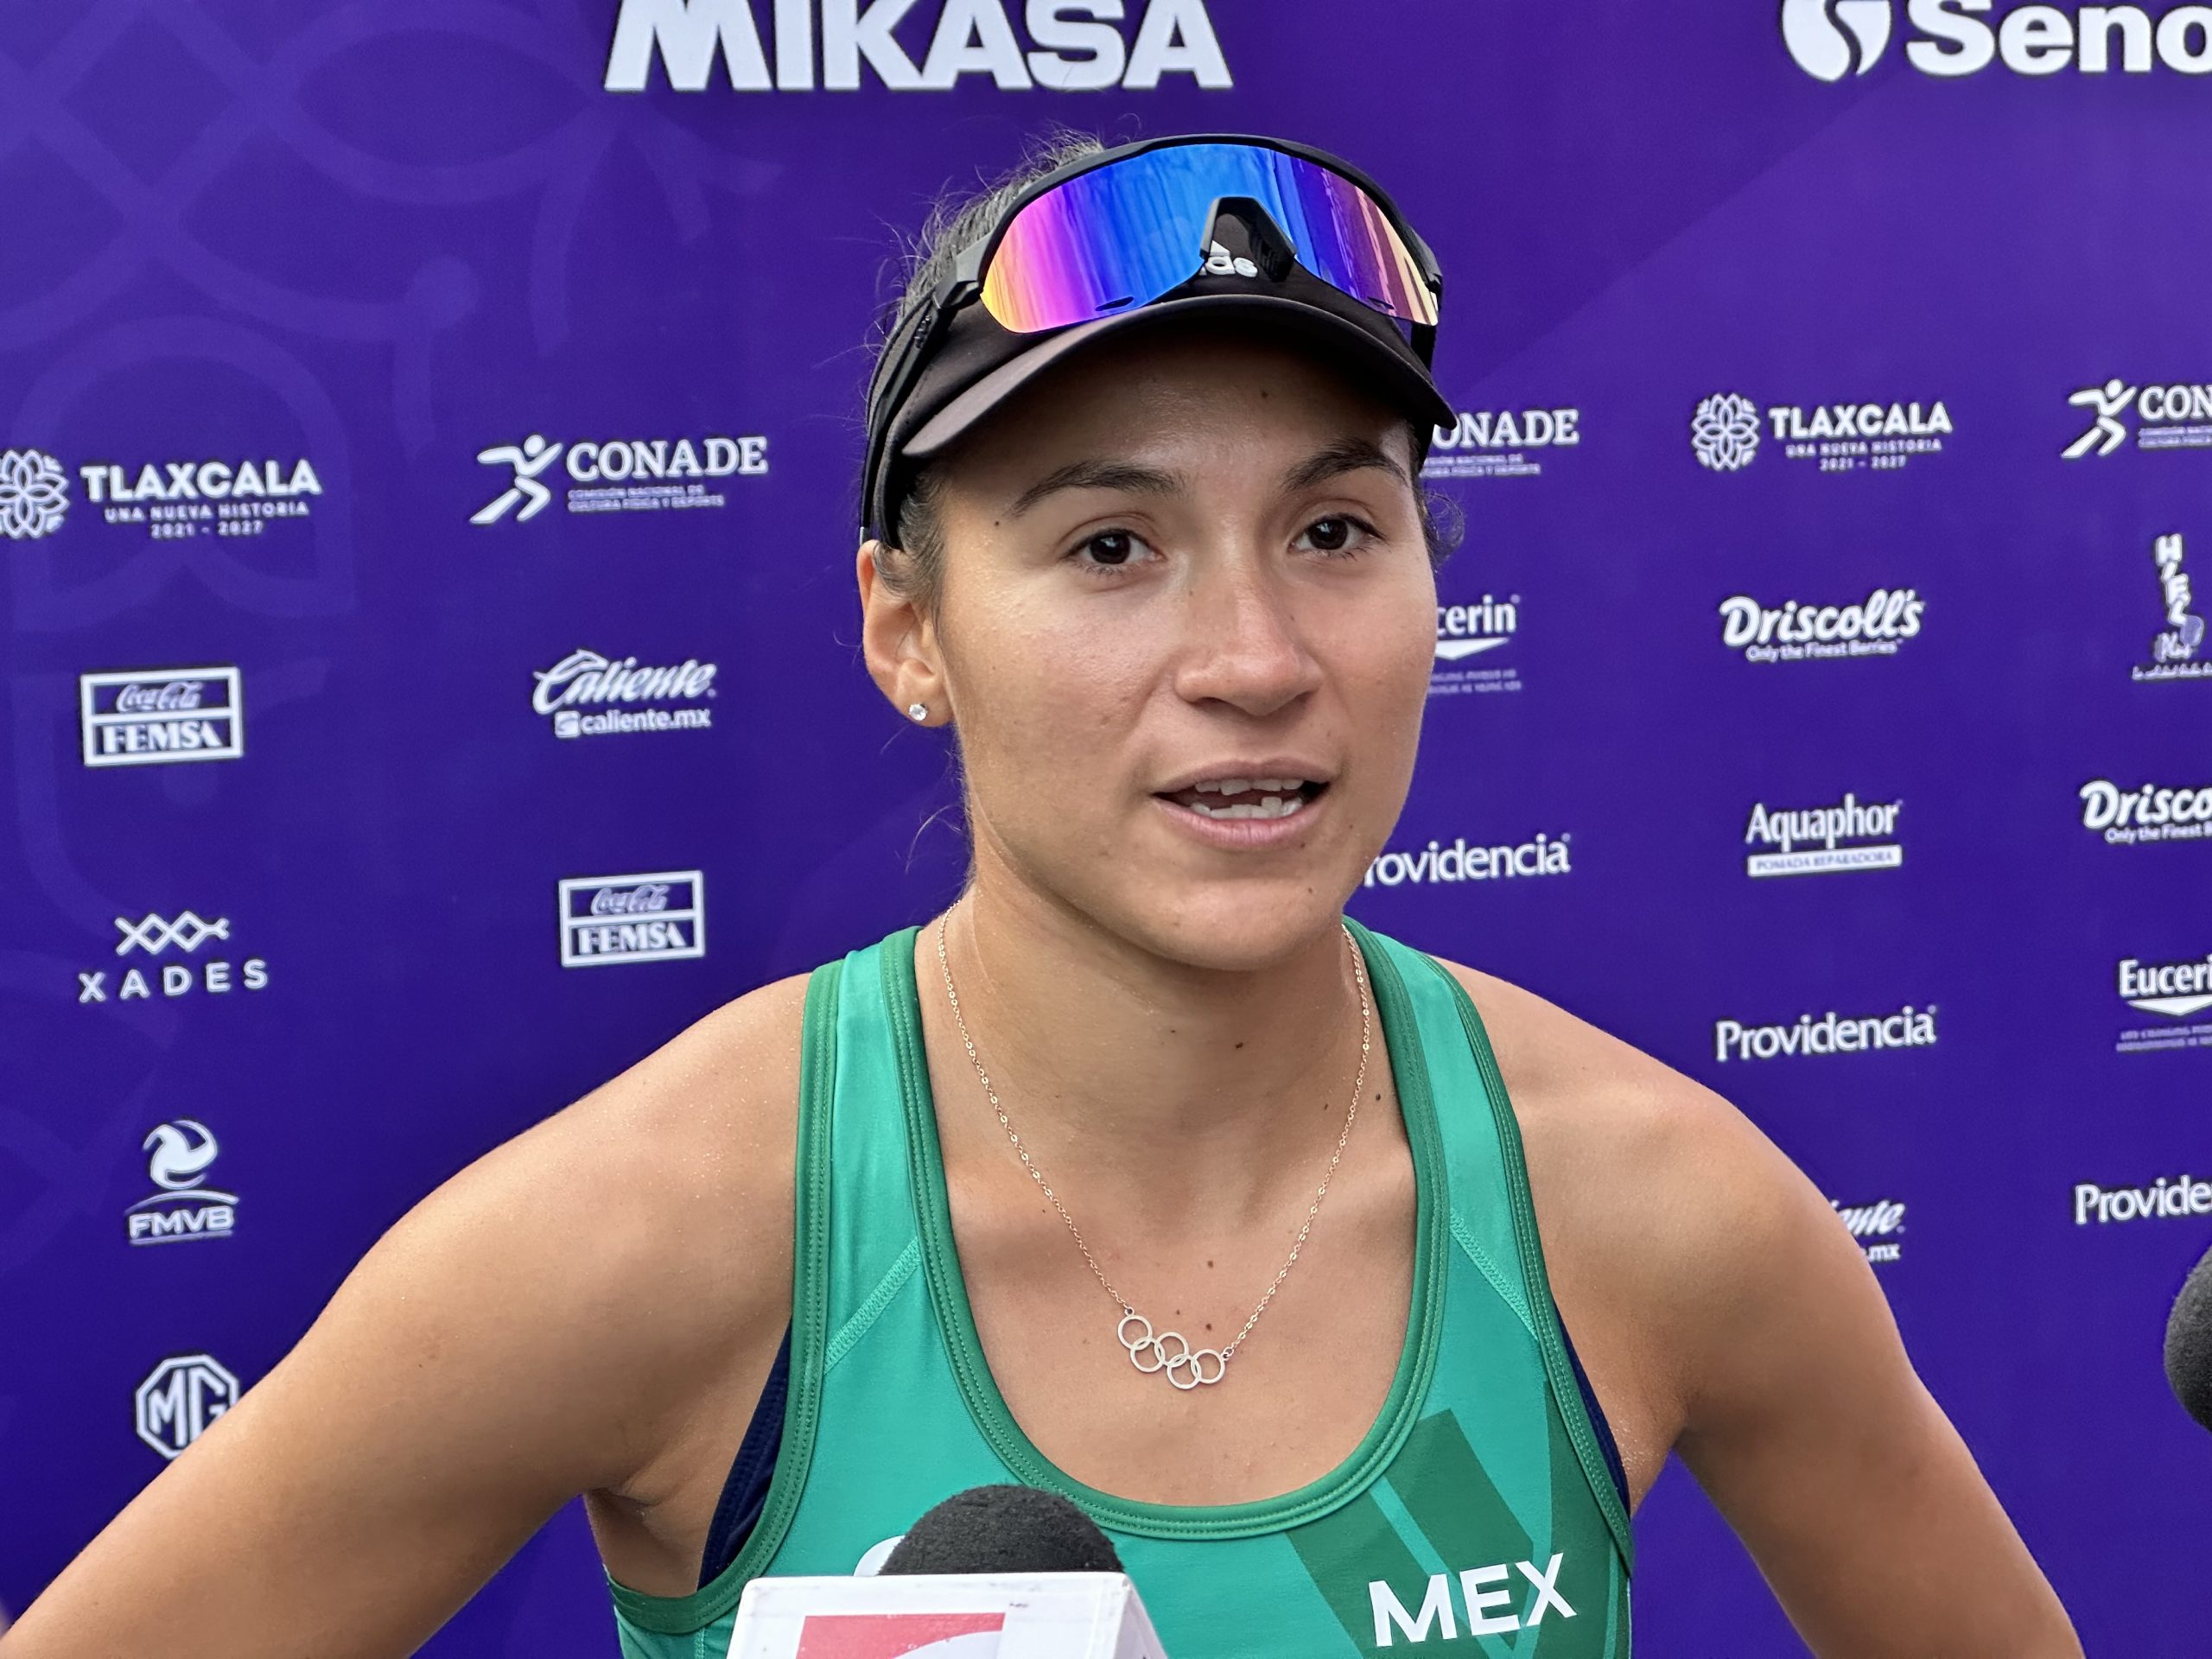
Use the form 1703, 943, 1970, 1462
1007, 460, 1184, 518
1281, 437, 1409, 494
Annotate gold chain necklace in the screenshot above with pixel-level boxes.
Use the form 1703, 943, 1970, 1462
932, 912, 1372, 1391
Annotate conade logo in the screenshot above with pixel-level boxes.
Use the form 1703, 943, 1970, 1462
1783, 0, 2212, 80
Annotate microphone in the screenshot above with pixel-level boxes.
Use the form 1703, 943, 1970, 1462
729, 1484, 1168, 1657
2166, 1243, 2212, 1431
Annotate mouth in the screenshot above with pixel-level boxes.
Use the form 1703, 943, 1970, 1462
1155, 774, 1330, 823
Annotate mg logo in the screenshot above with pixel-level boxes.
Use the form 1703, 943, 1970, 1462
135, 1353, 239, 1459
1782, 0, 1894, 79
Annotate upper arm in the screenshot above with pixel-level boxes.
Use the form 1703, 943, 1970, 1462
2, 975, 806, 1659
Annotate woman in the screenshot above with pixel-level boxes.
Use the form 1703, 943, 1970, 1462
3, 134, 2079, 1659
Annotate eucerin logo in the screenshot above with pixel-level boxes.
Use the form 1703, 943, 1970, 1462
1714, 1004, 1937, 1061
559, 871, 707, 966
2077, 777, 2212, 844
76, 912, 270, 1005
2065, 377, 2212, 457
1696, 391, 1952, 474
1833, 1198, 1907, 1263
2074, 1174, 2212, 1224
79, 668, 245, 767
1433, 595, 1516, 662
126, 1121, 238, 1248
2115, 952, 2212, 1052
1422, 407, 1580, 480
2138, 533, 2208, 679
1362, 831, 1570, 889
1368, 1554, 1573, 1647
604, 0, 1231, 92
1719, 588, 1925, 663
471, 432, 766, 524
532, 650, 717, 738
1744, 792, 1904, 877
78, 454, 321, 537
1784, 2, 2212, 79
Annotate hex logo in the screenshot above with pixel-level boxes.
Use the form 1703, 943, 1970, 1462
135, 1353, 238, 1459
1782, 0, 1895, 79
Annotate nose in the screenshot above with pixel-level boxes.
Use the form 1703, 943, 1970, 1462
1169, 547, 1322, 719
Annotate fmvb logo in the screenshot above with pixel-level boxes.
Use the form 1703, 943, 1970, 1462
1422, 406, 1581, 481
79, 668, 244, 768
1784, 2, 2212, 79
1833, 1198, 1907, 1264
603, 0, 1231, 92
473, 432, 766, 524
126, 1120, 238, 1247
559, 872, 707, 967
136, 1353, 238, 1459
77, 910, 270, 1005
0, 447, 69, 538
2064, 378, 2212, 458
1744, 791, 1904, 877
1719, 588, 1925, 663
1694, 391, 1950, 474
533, 649, 717, 738
2137, 533, 2208, 679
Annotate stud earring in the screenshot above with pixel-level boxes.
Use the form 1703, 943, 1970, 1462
907, 702, 929, 722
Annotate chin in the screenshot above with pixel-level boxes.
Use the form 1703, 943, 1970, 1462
1116, 878, 1362, 975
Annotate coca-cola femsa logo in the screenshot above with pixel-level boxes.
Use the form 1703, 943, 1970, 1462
114, 680, 203, 713
559, 871, 705, 967
589, 883, 671, 916
79, 668, 244, 768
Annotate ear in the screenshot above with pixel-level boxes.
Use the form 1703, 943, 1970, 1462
857, 541, 947, 726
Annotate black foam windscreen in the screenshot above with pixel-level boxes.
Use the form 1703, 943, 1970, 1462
879, 1484, 1123, 1576
2167, 1244, 2212, 1432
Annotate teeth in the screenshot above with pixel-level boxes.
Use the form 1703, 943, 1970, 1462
1187, 794, 1307, 822
1191, 775, 1310, 795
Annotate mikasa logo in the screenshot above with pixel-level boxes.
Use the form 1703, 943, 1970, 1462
1783, 0, 2212, 79
605, 0, 1231, 92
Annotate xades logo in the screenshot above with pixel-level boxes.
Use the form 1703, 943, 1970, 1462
1782, 0, 2212, 79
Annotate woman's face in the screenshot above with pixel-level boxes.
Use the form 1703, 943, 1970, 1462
863, 325, 1437, 972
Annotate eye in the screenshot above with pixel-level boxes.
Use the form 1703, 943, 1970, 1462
1070, 529, 1156, 570
1294, 515, 1375, 556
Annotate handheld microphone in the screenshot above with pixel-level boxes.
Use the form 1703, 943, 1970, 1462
2165, 1243, 2212, 1432
729, 1485, 1168, 1657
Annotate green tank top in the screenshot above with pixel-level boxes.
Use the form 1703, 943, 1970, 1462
607, 920, 1633, 1656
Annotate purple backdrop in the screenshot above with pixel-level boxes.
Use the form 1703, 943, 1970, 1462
6, 2, 2211, 1653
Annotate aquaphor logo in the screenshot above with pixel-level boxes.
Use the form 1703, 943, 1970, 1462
2116, 952, 2212, 1052
79, 668, 245, 767
1714, 1004, 1937, 1062
0, 447, 70, 538
1833, 1198, 1907, 1264
1368, 1554, 1574, 1647
471, 432, 766, 524
77, 912, 270, 1005
1362, 832, 1570, 890
77, 454, 321, 538
604, 0, 1231, 92
2077, 777, 2212, 845
1422, 407, 1581, 481
126, 1121, 238, 1247
1784, 1, 2212, 79
2063, 378, 2212, 457
559, 872, 707, 967
135, 1353, 238, 1459
1719, 588, 1925, 663
1694, 391, 1952, 474
532, 650, 717, 738
2074, 1174, 2212, 1224
2138, 533, 2208, 679
1745, 792, 1904, 877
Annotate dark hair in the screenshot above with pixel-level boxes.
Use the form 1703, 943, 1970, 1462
868, 135, 1462, 611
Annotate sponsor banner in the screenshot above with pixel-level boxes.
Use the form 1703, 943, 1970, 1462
1430, 593, 1520, 696
1744, 792, 1903, 877
79, 668, 244, 768
472, 434, 766, 524
1784, 0, 2212, 80
1692, 392, 1951, 474
2116, 952, 2212, 1052
2073, 1175, 2212, 1225
1833, 1198, 1907, 1265
76, 912, 270, 1006
602, 0, 1233, 92
135, 1353, 238, 1459
2136, 532, 2209, 680
1362, 832, 1571, 889
1713, 1003, 1937, 1062
1718, 588, 1923, 664
558, 871, 707, 967
2065, 378, 2212, 459
73, 454, 321, 540
126, 1121, 237, 1247
2077, 777, 2212, 845
533, 650, 717, 738
1422, 407, 1581, 481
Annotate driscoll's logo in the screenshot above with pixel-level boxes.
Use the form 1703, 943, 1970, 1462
1784, 0, 2212, 80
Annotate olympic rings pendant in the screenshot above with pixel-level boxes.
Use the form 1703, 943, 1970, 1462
1118, 1311, 1229, 1390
